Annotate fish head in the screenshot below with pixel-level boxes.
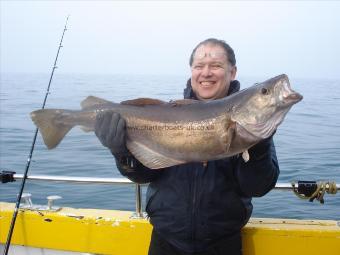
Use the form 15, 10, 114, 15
231, 74, 303, 139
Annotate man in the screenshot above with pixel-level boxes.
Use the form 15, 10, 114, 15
95, 38, 279, 255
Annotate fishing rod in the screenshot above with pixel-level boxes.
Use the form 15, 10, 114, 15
2, 16, 69, 255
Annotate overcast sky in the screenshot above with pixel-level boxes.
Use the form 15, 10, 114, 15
1, 1, 340, 79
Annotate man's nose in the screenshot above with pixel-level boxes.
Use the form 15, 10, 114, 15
201, 66, 212, 76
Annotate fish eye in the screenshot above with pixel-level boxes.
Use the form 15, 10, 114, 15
261, 88, 269, 95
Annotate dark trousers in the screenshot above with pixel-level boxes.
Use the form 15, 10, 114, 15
148, 230, 242, 255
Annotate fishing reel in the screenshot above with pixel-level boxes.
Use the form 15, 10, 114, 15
291, 180, 338, 204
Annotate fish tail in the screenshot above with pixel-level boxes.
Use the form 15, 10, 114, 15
30, 109, 75, 149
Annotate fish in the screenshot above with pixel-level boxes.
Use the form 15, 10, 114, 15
30, 74, 302, 169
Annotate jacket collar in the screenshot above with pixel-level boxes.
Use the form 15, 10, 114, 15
183, 79, 241, 99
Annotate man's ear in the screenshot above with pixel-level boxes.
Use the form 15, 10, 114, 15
231, 66, 237, 80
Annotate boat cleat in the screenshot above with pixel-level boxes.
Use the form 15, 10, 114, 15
19, 193, 63, 212
19, 193, 35, 209
38, 195, 63, 212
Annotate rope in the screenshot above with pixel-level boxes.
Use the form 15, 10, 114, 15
291, 181, 337, 204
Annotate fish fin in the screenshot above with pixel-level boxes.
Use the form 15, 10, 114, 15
126, 140, 185, 169
222, 120, 236, 152
81, 96, 114, 110
30, 109, 74, 149
168, 99, 199, 106
242, 150, 250, 162
121, 98, 166, 106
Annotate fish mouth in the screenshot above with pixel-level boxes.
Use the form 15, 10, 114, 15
276, 76, 303, 105
284, 91, 303, 103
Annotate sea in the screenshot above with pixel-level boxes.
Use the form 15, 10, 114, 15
0, 72, 339, 220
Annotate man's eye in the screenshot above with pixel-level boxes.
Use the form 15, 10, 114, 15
194, 65, 203, 70
211, 65, 222, 69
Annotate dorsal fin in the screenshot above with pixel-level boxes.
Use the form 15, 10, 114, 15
169, 99, 199, 106
81, 96, 113, 110
121, 98, 166, 106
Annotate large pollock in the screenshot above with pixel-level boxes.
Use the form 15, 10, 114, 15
30, 74, 302, 169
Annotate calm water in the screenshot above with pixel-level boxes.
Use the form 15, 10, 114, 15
0, 73, 339, 220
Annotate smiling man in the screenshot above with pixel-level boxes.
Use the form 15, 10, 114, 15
95, 38, 279, 255
190, 40, 237, 101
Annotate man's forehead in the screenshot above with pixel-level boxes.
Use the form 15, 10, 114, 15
196, 43, 224, 52
193, 44, 228, 63
193, 58, 226, 65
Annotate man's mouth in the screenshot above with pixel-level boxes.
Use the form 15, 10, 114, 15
200, 81, 216, 87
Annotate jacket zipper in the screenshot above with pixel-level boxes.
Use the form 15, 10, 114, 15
191, 162, 208, 246
191, 164, 198, 243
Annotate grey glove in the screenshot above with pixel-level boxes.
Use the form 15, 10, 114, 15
95, 111, 128, 156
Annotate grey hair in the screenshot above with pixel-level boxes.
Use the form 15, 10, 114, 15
189, 38, 236, 67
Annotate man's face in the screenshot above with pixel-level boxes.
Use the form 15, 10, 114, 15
191, 44, 237, 101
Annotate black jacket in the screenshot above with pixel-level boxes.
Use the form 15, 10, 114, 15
115, 80, 279, 253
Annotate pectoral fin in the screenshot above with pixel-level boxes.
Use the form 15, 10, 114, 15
126, 140, 185, 169
222, 119, 236, 153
